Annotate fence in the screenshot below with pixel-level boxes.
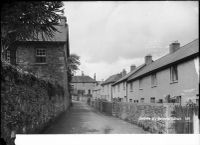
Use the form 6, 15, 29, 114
90, 99, 199, 134
171, 105, 199, 133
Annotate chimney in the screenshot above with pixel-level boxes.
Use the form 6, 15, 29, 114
81, 71, 84, 76
169, 41, 180, 54
145, 54, 153, 65
122, 69, 127, 76
94, 73, 96, 81
60, 16, 67, 26
130, 65, 136, 72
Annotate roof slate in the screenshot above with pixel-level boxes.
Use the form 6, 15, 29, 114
128, 39, 199, 82
72, 75, 97, 83
112, 64, 145, 86
101, 73, 122, 85
25, 17, 68, 42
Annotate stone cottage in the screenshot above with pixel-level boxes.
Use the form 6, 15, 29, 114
5, 16, 71, 108
71, 73, 97, 101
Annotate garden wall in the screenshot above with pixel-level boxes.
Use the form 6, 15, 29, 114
1, 62, 70, 145
90, 99, 199, 134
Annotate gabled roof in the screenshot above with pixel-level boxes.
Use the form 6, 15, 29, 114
112, 64, 145, 86
128, 39, 199, 82
72, 75, 97, 83
101, 73, 122, 85
20, 17, 68, 42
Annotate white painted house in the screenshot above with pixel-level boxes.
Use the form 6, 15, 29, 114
127, 39, 199, 105
101, 73, 122, 101
112, 64, 145, 102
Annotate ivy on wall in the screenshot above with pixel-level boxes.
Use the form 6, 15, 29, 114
1, 61, 68, 145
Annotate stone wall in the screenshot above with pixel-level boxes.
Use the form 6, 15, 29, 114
1, 61, 70, 145
15, 42, 70, 106
90, 99, 199, 134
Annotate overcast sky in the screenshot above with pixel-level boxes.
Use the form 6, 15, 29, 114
64, 1, 198, 81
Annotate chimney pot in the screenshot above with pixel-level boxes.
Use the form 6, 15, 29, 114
122, 69, 127, 76
130, 65, 136, 72
145, 54, 153, 65
169, 41, 180, 54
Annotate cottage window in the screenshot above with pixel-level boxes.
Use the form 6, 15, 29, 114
170, 65, 178, 83
158, 99, 163, 103
139, 79, 143, 90
140, 98, 145, 103
151, 73, 157, 87
130, 82, 133, 92
36, 48, 46, 63
150, 97, 155, 103
123, 82, 125, 90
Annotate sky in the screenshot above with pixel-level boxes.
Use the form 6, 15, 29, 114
64, 1, 198, 81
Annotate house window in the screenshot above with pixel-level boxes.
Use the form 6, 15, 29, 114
124, 96, 127, 102
123, 82, 125, 90
139, 79, 143, 90
170, 65, 178, 83
6, 50, 11, 63
88, 89, 91, 94
150, 97, 155, 103
151, 73, 157, 87
134, 100, 139, 103
130, 82, 133, 92
129, 99, 132, 102
158, 99, 163, 103
36, 48, 46, 63
140, 98, 145, 103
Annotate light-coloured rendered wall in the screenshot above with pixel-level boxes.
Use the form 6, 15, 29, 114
112, 82, 127, 102
72, 82, 96, 95
101, 84, 112, 101
127, 57, 199, 105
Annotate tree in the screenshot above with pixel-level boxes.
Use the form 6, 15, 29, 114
1, 1, 64, 60
67, 54, 80, 93
67, 54, 81, 78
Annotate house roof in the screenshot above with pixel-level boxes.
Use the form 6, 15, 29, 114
22, 17, 68, 42
128, 39, 199, 82
101, 73, 122, 85
72, 75, 97, 83
112, 64, 145, 86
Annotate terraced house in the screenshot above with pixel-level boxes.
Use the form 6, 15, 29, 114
127, 39, 199, 105
71, 73, 97, 101
101, 73, 122, 101
112, 65, 145, 102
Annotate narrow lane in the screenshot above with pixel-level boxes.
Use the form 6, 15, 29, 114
41, 101, 149, 134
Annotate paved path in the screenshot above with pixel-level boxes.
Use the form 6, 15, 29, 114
41, 101, 149, 134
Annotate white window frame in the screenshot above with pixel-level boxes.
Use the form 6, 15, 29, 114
130, 82, 133, 92
170, 65, 178, 83
139, 78, 143, 90
35, 48, 46, 63
150, 97, 155, 103
151, 73, 157, 87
